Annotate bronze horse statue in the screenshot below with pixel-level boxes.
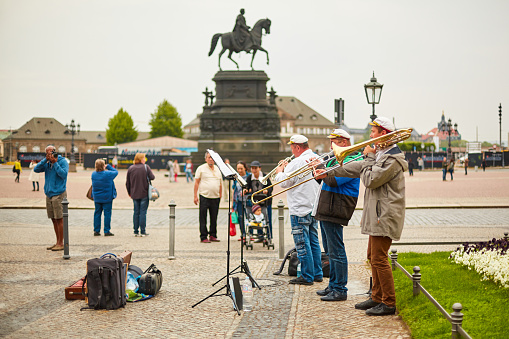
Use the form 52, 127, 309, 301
208, 18, 271, 70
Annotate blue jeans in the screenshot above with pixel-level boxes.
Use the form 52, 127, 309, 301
133, 197, 149, 234
321, 221, 348, 294
442, 168, 447, 180
185, 170, 194, 183
267, 205, 273, 239
291, 213, 323, 283
94, 202, 112, 234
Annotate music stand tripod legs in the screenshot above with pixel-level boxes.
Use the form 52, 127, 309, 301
192, 174, 240, 314
212, 190, 261, 289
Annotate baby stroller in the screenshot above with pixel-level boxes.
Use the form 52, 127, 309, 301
244, 204, 274, 250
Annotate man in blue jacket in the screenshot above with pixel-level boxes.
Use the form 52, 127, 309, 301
34, 145, 69, 251
312, 129, 361, 301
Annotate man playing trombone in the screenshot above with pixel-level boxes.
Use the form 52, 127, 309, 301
315, 117, 408, 316
312, 129, 361, 301
275, 135, 322, 285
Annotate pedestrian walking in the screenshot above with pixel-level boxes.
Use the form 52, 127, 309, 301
464, 157, 469, 175
448, 158, 455, 181
91, 159, 118, 236
408, 158, 414, 176
194, 151, 222, 243
185, 159, 194, 183
126, 153, 155, 236
417, 157, 424, 171
167, 159, 174, 182
442, 157, 448, 181
482, 157, 486, 172
112, 155, 118, 169
13, 159, 22, 183
173, 159, 180, 182
34, 145, 69, 251
28, 160, 40, 191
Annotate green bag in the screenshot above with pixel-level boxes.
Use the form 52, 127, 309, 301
231, 211, 239, 224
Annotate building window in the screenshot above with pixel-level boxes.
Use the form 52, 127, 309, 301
58, 146, 66, 153
72, 146, 78, 153
19, 145, 27, 152
297, 114, 303, 120
311, 115, 317, 121
25, 130, 31, 135
281, 126, 286, 134
32, 146, 40, 152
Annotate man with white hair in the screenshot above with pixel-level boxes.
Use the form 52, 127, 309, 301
275, 135, 321, 285
194, 151, 222, 243
312, 129, 361, 301
316, 117, 408, 315
34, 145, 69, 251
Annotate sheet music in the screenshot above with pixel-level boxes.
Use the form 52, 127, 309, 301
207, 149, 235, 177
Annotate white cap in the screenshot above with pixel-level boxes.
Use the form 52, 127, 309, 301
369, 117, 395, 132
287, 134, 308, 144
327, 129, 351, 139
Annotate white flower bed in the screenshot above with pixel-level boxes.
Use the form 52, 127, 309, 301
450, 247, 509, 288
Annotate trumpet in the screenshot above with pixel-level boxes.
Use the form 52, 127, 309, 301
251, 128, 413, 204
260, 154, 294, 185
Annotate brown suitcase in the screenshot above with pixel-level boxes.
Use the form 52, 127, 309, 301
119, 250, 132, 265
65, 277, 86, 300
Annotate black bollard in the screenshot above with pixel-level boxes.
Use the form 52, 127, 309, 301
62, 197, 70, 259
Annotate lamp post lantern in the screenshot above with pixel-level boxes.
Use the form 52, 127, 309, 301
364, 72, 384, 121
66, 119, 80, 172
441, 118, 458, 160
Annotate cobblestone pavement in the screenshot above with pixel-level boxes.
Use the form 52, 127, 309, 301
1, 166, 509, 338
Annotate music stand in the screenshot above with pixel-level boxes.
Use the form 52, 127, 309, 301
191, 150, 241, 314
211, 167, 261, 290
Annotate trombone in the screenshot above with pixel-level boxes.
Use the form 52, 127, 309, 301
251, 128, 413, 204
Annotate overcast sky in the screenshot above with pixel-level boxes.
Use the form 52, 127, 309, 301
1, 0, 508, 144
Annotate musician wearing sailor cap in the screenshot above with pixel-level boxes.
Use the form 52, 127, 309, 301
311, 129, 362, 301
315, 117, 408, 316
275, 134, 322, 286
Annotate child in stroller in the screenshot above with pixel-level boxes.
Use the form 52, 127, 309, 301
245, 204, 274, 250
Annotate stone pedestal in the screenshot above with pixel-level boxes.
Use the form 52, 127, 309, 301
193, 71, 288, 167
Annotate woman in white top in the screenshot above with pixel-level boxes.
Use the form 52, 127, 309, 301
28, 160, 40, 191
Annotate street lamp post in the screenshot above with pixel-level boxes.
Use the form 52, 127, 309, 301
441, 118, 458, 160
66, 119, 80, 172
364, 72, 384, 121
500, 103, 504, 167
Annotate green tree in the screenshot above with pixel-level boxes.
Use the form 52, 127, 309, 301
149, 99, 183, 138
106, 108, 138, 145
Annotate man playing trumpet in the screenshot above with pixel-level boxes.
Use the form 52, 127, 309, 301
315, 117, 408, 316
275, 135, 322, 285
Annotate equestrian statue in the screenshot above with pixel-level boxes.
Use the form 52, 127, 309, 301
208, 9, 271, 70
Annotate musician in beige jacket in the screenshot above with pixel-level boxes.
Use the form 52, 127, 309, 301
315, 117, 408, 316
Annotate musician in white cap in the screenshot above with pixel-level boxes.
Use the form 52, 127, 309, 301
315, 117, 408, 315
275, 134, 322, 285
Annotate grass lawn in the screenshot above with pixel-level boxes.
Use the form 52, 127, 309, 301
393, 251, 509, 339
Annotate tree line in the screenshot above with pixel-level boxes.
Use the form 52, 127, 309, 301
106, 99, 183, 145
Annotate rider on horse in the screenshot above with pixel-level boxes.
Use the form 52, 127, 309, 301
232, 9, 254, 52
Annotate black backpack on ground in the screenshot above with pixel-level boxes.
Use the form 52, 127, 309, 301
273, 247, 330, 278
138, 264, 163, 296
82, 253, 126, 310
